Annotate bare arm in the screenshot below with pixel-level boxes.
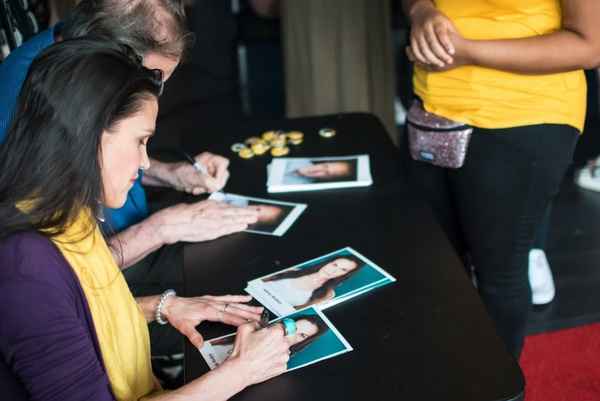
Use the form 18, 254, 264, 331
404, 0, 600, 74
453, 0, 600, 74
107, 200, 258, 268
249, 0, 280, 19
157, 323, 290, 400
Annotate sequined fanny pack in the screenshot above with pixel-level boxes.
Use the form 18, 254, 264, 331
407, 100, 473, 169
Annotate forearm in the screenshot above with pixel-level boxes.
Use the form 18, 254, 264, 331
401, 0, 435, 22
142, 157, 181, 188
136, 295, 162, 323
460, 30, 600, 74
106, 212, 167, 268
159, 359, 249, 400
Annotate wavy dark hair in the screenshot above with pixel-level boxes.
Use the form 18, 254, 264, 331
0, 37, 163, 242
264, 254, 366, 303
62, 0, 195, 61
288, 314, 329, 356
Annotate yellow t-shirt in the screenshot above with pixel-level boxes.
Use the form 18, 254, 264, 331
413, 0, 586, 132
51, 210, 163, 400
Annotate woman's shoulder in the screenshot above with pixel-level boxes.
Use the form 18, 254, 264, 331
0, 231, 75, 284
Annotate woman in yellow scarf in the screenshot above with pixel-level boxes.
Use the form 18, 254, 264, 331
0, 37, 291, 400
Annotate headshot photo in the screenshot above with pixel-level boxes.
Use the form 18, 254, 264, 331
247, 247, 397, 317
201, 307, 352, 372
209, 192, 307, 236
266, 155, 373, 193
262, 252, 366, 310
283, 158, 358, 185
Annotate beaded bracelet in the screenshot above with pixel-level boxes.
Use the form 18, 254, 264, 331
155, 289, 176, 325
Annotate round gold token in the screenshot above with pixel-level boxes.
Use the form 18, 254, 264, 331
262, 131, 279, 141
286, 131, 304, 140
270, 138, 286, 148
244, 136, 263, 145
238, 148, 254, 158
251, 143, 269, 155
231, 143, 246, 152
271, 146, 290, 157
319, 128, 336, 138
287, 137, 303, 145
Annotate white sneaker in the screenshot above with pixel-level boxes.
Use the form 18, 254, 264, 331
574, 156, 600, 192
528, 249, 555, 305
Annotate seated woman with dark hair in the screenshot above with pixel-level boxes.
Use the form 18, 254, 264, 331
0, 37, 290, 400
263, 254, 366, 309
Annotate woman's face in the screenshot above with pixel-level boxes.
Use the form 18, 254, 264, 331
287, 319, 318, 346
100, 98, 157, 208
319, 258, 358, 279
248, 205, 283, 224
297, 162, 350, 178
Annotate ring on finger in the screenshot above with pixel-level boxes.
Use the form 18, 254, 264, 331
223, 303, 230, 312
280, 318, 297, 337
217, 311, 223, 320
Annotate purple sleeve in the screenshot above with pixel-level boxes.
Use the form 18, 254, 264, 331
0, 233, 116, 400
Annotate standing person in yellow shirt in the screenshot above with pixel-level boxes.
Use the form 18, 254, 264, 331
400, 0, 600, 359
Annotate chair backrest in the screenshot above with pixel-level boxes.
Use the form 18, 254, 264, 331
0, 0, 43, 61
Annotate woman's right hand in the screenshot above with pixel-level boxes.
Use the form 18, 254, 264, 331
405, 0, 458, 68
224, 321, 291, 386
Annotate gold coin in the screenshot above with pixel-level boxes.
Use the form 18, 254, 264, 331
262, 131, 279, 141
270, 138, 286, 147
319, 128, 336, 138
287, 137, 303, 145
271, 146, 290, 157
244, 136, 263, 145
251, 143, 269, 155
238, 148, 254, 158
286, 131, 304, 140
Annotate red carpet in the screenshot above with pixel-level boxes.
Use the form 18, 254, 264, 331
520, 322, 600, 400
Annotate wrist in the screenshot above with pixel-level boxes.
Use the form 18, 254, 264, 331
155, 289, 176, 325
407, 0, 436, 22
146, 209, 176, 245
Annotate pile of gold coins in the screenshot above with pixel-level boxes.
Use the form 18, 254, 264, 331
230, 128, 337, 159
231, 130, 305, 159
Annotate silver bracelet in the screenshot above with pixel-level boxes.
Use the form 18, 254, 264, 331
155, 289, 176, 325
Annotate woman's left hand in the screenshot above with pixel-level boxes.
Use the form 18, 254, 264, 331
161, 294, 263, 349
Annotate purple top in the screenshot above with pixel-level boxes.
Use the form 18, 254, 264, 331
0, 232, 116, 400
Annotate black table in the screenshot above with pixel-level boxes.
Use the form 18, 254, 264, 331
179, 113, 525, 400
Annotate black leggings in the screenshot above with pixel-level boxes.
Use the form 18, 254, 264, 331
400, 124, 579, 358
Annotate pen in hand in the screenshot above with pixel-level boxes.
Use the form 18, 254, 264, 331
181, 149, 209, 176
260, 309, 269, 330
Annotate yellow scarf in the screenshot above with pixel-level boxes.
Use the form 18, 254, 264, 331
51, 209, 162, 400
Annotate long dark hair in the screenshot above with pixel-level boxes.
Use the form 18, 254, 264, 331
0, 37, 163, 242
63, 0, 195, 61
264, 254, 366, 303
289, 314, 329, 356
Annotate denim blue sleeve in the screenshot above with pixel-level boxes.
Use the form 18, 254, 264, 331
0, 24, 61, 147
